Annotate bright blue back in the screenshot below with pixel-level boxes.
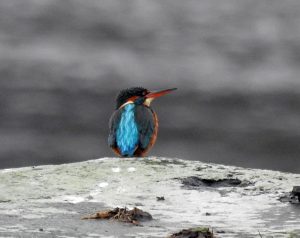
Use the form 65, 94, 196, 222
116, 104, 139, 156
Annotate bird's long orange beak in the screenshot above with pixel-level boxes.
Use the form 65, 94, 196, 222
145, 88, 177, 99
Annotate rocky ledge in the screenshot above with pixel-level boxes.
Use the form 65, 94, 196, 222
0, 157, 299, 237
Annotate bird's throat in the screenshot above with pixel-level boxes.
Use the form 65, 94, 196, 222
144, 98, 154, 107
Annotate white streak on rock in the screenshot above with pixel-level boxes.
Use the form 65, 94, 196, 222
111, 167, 121, 173
61, 196, 85, 204
127, 167, 136, 172
98, 182, 109, 188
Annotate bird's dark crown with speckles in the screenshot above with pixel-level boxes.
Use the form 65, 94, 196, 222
116, 87, 149, 109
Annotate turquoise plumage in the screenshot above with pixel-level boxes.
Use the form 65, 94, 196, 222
116, 104, 139, 156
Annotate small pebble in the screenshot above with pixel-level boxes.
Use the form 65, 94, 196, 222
86, 195, 93, 200
156, 196, 165, 201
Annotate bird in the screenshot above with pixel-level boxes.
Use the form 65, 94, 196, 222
108, 87, 177, 157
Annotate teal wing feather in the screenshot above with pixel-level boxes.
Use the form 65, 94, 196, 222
134, 105, 155, 150
108, 109, 122, 149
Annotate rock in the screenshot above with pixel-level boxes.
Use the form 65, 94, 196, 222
279, 186, 300, 204
0, 157, 300, 237
168, 227, 214, 238
292, 186, 300, 202
156, 196, 165, 201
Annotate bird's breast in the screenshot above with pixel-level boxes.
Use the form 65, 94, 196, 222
116, 104, 139, 156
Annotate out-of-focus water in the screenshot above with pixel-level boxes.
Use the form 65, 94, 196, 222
1, 82, 300, 172
0, 0, 300, 172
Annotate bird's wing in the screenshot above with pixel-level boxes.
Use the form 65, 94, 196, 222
108, 109, 122, 148
134, 105, 155, 149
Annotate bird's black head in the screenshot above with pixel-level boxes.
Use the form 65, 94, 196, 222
116, 87, 149, 109
115, 87, 177, 109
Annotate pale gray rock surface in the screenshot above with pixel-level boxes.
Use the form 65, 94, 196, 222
0, 157, 300, 237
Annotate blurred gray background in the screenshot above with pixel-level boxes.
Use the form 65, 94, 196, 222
1, 0, 300, 172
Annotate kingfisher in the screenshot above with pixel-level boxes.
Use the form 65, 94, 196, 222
108, 87, 177, 157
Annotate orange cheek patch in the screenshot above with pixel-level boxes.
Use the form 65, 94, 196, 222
127, 96, 139, 102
